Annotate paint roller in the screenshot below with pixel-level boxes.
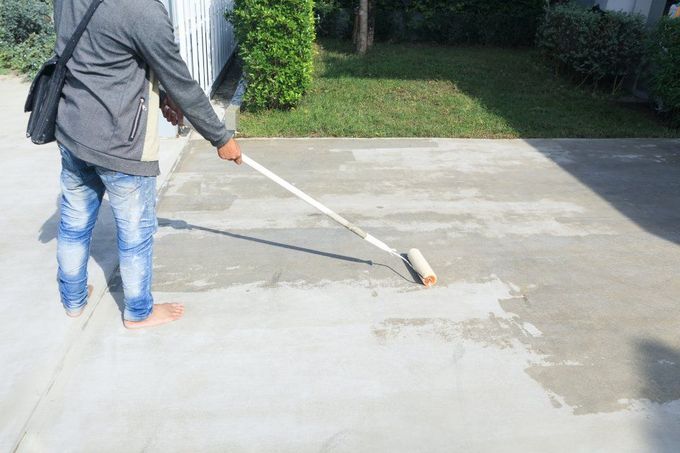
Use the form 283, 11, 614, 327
240, 154, 437, 287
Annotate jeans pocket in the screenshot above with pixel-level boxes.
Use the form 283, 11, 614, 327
101, 171, 142, 198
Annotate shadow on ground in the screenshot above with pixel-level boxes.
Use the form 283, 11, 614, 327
531, 139, 680, 246
637, 339, 680, 452
314, 41, 680, 246
157, 217, 418, 284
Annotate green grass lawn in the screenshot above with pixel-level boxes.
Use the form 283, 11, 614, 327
239, 40, 678, 138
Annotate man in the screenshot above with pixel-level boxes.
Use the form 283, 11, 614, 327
53, 0, 241, 328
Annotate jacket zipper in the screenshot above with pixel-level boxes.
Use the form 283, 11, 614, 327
129, 98, 146, 141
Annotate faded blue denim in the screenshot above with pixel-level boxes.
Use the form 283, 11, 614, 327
57, 144, 157, 321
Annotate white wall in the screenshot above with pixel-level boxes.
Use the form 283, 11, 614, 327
604, 0, 637, 12
602, 0, 668, 23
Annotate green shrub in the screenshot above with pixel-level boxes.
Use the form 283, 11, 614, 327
316, 0, 545, 46
378, 0, 545, 46
647, 17, 680, 127
0, 0, 54, 76
1, 32, 55, 75
405, 0, 546, 46
315, 0, 339, 22
227, 0, 315, 110
537, 4, 645, 91
315, 0, 352, 39
0, 0, 52, 43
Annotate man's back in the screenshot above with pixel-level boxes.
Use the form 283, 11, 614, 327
50, 0, 240, 330
53, 0, 231, 176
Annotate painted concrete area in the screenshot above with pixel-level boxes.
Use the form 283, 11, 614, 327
11, 136, 680, 452
0, 76, 187, 452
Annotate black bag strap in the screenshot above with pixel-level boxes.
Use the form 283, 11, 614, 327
57, 0, 104, 68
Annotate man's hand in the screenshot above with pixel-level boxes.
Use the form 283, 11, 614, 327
217, 138, 242, 165
161, 96, 184, 126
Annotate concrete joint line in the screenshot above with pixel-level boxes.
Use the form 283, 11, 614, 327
11, 283, 109, 452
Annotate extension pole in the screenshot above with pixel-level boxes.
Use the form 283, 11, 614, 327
240, 153, 437, 286
241, 154, 397, 257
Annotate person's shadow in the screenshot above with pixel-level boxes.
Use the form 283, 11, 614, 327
156, 217, 420, 284
39, 196, 126, 316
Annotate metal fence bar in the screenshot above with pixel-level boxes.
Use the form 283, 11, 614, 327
167, 0, 236, 96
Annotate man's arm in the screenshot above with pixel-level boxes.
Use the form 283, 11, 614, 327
128, 2, 233, 149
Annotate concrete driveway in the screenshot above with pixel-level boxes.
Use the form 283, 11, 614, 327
6, 132, 680, 452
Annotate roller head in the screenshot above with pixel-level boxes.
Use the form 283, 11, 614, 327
407, 248, 437, 287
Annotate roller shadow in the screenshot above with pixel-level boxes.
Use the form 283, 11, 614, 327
157, 217, 419, 284
400, 253, 423, 284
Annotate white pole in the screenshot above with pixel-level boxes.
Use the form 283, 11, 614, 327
240, 154, 399, 257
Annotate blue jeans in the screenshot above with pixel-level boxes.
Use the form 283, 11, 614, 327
57, 144, 157, 321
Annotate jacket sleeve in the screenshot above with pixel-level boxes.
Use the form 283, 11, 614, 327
128, 2, 233, 148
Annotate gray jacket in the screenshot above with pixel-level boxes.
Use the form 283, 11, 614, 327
53, 0, 233, 176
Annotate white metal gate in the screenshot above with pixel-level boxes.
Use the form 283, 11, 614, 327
165, 0, 237, 95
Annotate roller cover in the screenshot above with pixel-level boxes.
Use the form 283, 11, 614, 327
407, 248, 437, 287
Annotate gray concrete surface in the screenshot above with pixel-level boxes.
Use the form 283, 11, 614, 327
8, 134, 680, 452
0, 75, 187, 452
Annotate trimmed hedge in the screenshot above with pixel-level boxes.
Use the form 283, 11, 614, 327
537, 4, 645, 92
227, 0, 315, 110
317, 0, 546, 46
379, 0, 545, 46
647, 17, 680, 127
0, 0, 54, 76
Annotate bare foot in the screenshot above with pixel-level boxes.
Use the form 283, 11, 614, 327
124, 303, 184, 329
65, 285, 94, 318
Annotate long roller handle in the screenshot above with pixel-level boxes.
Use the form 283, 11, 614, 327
241, 153, 399, 257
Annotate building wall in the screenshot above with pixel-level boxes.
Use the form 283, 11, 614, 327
580, 0, 668, 24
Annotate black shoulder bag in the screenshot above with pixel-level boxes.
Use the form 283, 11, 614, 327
25, 0, 104, 145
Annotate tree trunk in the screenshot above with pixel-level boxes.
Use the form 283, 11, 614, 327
356, 0, 369, 54
353, 7, 359, 45
367, 0, 375, 49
